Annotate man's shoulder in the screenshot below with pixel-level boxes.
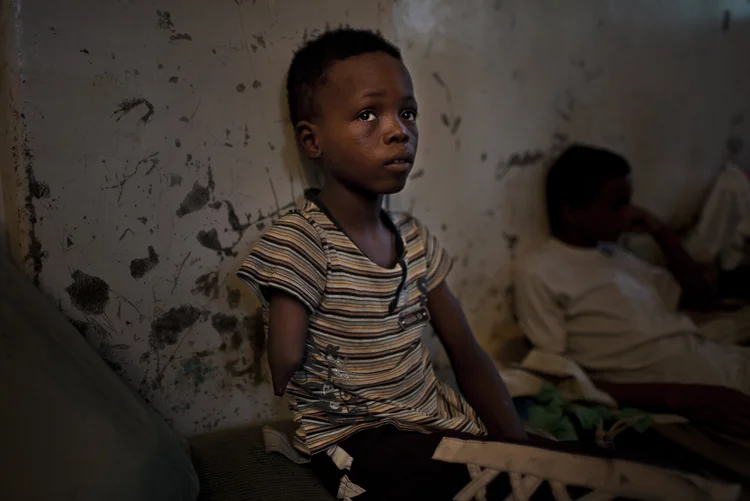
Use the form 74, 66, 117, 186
518, 239, 564, 276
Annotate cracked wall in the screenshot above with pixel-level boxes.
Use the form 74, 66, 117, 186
4, 0, 750, 435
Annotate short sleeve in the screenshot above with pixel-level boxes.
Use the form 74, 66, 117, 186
236, 212, 327, 313
514, 268, 567, 355
415, 218, 452, 291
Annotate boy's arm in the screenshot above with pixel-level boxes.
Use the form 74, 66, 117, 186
627, 206, 717, 308
267, 292, 309, 396
428, 281, 527, 441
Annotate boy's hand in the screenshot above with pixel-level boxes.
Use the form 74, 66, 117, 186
625, 205, 664, 235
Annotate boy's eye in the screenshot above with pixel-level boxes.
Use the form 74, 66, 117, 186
401, 109, 417, 121
357, 111, 376, 122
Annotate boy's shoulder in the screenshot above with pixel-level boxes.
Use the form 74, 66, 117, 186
389, 211, 432, 235
258, 202, 328, 249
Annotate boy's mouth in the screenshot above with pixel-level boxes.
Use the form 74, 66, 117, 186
384, 152, 414, 173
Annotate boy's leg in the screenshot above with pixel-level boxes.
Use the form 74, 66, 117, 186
309, 425, 513, 500
310, 425, 739, 501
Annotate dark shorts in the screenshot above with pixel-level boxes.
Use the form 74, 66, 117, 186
309, 425, 738, 501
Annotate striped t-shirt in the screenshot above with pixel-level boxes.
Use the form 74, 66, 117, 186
237, 191, 486, 455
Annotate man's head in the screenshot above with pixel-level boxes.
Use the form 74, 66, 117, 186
286, 29, 418, 195
546, 145, 633, 244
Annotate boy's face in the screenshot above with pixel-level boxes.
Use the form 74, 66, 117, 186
568, 175, 633, 243
298, 52, 418, 195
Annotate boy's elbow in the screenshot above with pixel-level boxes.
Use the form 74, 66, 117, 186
270, 354, 303, 396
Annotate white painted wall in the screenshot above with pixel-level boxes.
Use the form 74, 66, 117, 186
4, 0, 749, 435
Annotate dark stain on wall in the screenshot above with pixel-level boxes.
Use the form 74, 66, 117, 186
112, 97, 155, 124
450, 116, 462, 134
252, 80, 262, 89
176, 182, 210, 217
219, 311, 266, 385
409, 169, 425, 180
130, 246, 160, 278
156, 10, 174, 30
495, 149, 545, 181
502, 232, 519, 253
170, 174, 183, 187
65, 270, 110, 315
170, 33, 193, 42
197, 228, 222, 252
227, 287, 241, 309
169, 76, 179, 83
23, 139, 48, 285
182, 351, 215, 390
253, 35, 266, 48
193, 271, 220, 298
225, 200, 250, 233
119, 228, 134, 241
247, 312, 267, 384
211, 313, 239, 333
150, 305, 202, 350
507, 150, 544, 167
236, 83, 246, 93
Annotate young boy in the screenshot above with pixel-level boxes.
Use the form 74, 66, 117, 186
515, 145, 750, 434
237, 29, 525, 499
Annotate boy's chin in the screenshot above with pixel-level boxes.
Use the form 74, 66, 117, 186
376, 178, 409, 195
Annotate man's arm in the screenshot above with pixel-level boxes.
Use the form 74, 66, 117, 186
595, 380, 750, 436
266, 292, 309, 396
627, 206, 717, 308
428, 282, 527, 441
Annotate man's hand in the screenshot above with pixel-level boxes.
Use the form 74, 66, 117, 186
596, 381, 750, 437
667, 384, 750, 437
624, 205, 717, 307
625, 205, 664, 235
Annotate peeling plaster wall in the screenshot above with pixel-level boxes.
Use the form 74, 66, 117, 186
5, 0, 750, 434
391, 0, 750, 358
11, 0, 394, 434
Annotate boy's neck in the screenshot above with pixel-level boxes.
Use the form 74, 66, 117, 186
318, 182, 384, 230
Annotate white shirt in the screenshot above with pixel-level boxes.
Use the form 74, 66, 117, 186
515, 238, 750, 392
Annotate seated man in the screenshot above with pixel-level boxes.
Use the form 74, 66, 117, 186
515, 145, 750, 433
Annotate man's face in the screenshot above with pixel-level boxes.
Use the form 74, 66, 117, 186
309, 52, 419, 195
575, 175, 633, 243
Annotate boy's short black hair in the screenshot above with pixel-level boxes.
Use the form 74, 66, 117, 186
546, 144, 631, 232
286, 28, 402, 126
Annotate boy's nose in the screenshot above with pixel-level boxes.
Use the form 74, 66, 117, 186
385, 117, 410, 144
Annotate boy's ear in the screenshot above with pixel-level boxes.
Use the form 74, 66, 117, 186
295, 120, 322, 160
